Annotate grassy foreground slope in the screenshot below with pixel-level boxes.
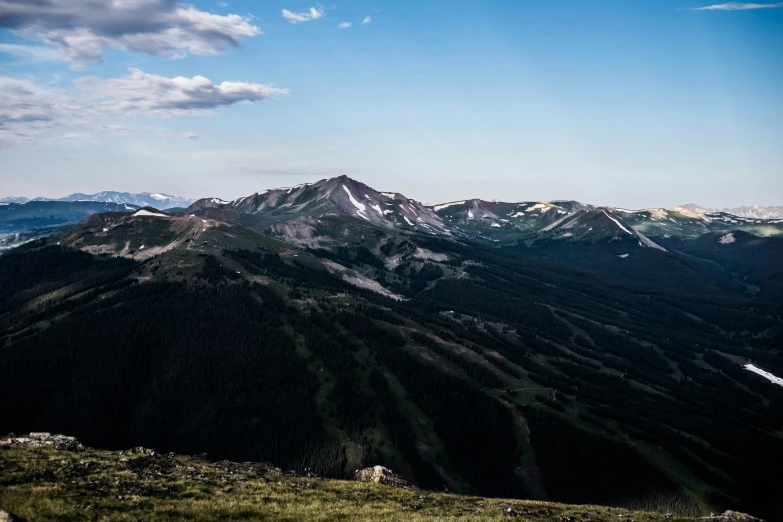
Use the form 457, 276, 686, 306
0, 439, 697, 522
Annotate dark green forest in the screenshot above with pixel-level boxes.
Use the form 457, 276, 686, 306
1, 232, 782, 520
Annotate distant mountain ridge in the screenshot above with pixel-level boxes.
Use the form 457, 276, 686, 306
186, 177, 783, 251
681, 203, 783, 220
4, 179, 783, 256
0, 200, 138, 253
0, 196, 30, 205
1, 192, 194, 210
4, 190, 780, 219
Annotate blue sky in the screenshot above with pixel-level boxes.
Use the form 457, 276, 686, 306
1, 0, 781, 207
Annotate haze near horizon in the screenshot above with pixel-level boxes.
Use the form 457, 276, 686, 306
1, 0, 781, 208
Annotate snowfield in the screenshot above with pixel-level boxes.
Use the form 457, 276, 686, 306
602, 210, 633, 235
719, 233, 736, 244
134, 210, 169, 218
322, 260, 404, 300
414, 247, 449, 262
433, 201, 465, 211
744, 364, 783, 387
342, 185, 366, 212
370, 203, 384, 216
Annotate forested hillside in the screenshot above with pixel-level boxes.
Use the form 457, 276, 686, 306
1, 184, 782, 520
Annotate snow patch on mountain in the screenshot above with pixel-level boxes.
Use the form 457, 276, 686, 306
634, 229, 667, 251
342, 185, 365, 212
602, 210, 633, 235
322, 260, 403, 300
719, 233, 736, 244
134, 209, 170, 218
341, 185, 370, 220
433, 201, 465, 211
413, 247, 449, 262
744, 364, 783, 387
541, 213, 574, 232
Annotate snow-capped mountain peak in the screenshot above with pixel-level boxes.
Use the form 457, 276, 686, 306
182, 178, 783, 250
187, 175, 451, 235
681, 203, 783, 220
24, 191, 195, 210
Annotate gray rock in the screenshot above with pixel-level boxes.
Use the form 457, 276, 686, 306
699, 511, 764, 522
125, 447, 157, 456
0, 509, 27, 522
354, 465, 409, 488
0, 432, 84, 452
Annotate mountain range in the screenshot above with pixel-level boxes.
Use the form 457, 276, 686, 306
183, 176, 783, 250
1, 191, 194, 210
3, 190, 782, 219
0, 200, 139, 253
1, 175, 782, 520
681, 203, 783, 220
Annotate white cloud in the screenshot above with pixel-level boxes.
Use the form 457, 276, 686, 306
186, 131, 199, 139
0, 69, 288, 147
337, 21, 352, 28
0, 0, 261, 65
361, 16, 371, 24
0, 42, 63, 62
75, 68, 288, 116
693, 2, 783, 9
281, 6, 324, 23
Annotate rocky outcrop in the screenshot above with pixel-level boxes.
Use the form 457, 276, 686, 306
0, 432, 84, 452
699, 511, 764, 522
354, 465, 410, 489
119, 446, 158, 456
0, 509, 27, 522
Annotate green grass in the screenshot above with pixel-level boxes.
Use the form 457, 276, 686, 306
0, 444, 700, 522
